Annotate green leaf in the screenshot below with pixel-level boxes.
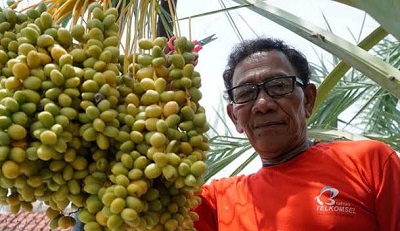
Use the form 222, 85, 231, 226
204, 135, 254, 180
312, 26, 388, 116
308, 128, 370, 142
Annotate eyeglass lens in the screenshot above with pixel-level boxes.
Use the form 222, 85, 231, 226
231, 77, 296, 103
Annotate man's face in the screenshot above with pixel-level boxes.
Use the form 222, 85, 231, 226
227, 50, 316, 159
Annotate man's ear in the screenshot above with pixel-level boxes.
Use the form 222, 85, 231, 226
303, 83, 317, 118
227, 103, 244, 133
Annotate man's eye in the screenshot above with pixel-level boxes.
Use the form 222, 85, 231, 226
269, 82, 288, 89
236, 89, 250, 97
235, 85, 255, 97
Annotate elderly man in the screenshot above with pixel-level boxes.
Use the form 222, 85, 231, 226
194, 37, 400, 231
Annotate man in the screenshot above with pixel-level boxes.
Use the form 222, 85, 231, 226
193, 37, 400, 231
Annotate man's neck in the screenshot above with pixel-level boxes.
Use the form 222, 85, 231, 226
261, 140, 315, 166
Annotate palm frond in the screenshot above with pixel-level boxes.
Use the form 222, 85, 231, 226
204, 135, 254, 181
311, 25, 388, 115
310, 36, 400, 151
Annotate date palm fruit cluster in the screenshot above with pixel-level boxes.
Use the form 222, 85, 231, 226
0, 2, 209, 230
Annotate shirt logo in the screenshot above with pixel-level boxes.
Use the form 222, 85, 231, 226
315, 185, 356, 216
315, 186, 339, 206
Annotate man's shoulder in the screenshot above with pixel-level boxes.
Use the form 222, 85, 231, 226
206, 174, 250, 189
315, 139, 396, 160
321, 139, 392, 152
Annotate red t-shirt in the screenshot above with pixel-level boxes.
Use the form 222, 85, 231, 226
194, 140, 400, 231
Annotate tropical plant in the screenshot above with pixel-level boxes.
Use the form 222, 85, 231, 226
308, 36, 400, 149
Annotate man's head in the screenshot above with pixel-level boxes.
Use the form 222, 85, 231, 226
223, 37, 316, 162
223, 38, 311, 98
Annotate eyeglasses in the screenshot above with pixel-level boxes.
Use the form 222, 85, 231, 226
228, 76, 304, 104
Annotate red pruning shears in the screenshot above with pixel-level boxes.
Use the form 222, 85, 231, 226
192, 34, 217, 52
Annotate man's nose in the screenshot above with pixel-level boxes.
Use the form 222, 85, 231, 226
251, 89, 277, 114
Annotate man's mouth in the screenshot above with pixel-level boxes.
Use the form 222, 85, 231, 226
254, 121, 284, 129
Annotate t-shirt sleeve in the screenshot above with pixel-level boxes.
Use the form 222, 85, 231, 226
373, 144, 400, 231
193, 181, 218, 231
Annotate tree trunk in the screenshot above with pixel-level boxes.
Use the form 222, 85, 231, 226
157, 0, 178, 38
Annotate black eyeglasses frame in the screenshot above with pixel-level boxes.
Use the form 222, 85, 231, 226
228, 76, 305, 104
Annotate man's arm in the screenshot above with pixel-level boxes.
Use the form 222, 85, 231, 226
375, 150, 400, 231
193, 185, 218, 231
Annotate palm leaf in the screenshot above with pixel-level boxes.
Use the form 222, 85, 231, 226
204, 135, 255, 181
308, 128, 371, 141
309, 37, 400, 151
312, 26, 388, 115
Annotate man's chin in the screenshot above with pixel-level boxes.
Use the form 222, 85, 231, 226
252, 138, 287, 152
252, 129, 287, 139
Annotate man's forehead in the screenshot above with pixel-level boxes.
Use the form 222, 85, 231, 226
232, 51, 293, 84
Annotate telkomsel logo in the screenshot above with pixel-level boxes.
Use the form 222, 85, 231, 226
315, 186, 356, 216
